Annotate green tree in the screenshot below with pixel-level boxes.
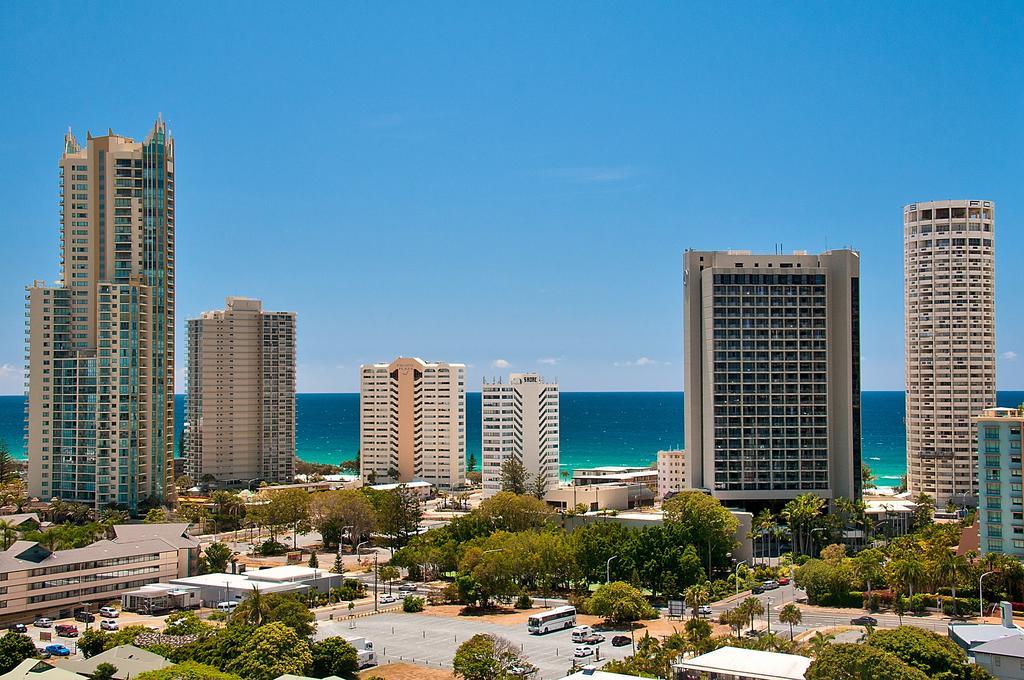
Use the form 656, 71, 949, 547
782, 493, 826, 556
662, 491, 739, 575
852, 548, 885, 595
164, 611, 210, 637
806, 643, 929, 680
683, 583, 710, 619
467, 453, 477, 474
911, 493, 935, 530
369, 487, 422, 552
893, 597, 907, 625
588, 581, 657, 625
225, 622, 312, 680
176, 476, 195, 495
0, 439, 18, 484
862, 464, 877, 490
310, 637, 359, 679
868, 627, 982, 679
889, 557, 926, 598
795, 558, 855, 606
738, 596, 764, 632
308, 552, 319, 569
499, 458, 529, 496
135, 662, 242, 680
719, 608, 746, 637
778, 603, 802, 641
145, 508, 168, 524
452, 634, 535, 680
0, 632, 38, 673
91, 663, 118, 680
378, 565, 400, 593
0, 519, 18, 550
203, 542, 233, 574
231, 593, 316, 638
332, 553, 344, 574
78, 628, 110, 658
308, 489, 376, 550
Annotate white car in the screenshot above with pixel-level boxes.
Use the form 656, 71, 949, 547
574, 646, 596, 658
379, 594, 397, 604
698, 605, 713, 616
98, 607, 119, 618
100, 620, 119, 631
34, 618, 53, 628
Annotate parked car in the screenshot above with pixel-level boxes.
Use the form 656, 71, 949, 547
398, 583, 418, 593
777, 577, 790, 586
55, 624, 79, 638
100, 620, 119, 631
98, 607, 119, 618
44, 644, 70, 657
762, 580, 779, 590
35, 648, 51, 659
851, 615, 878, 626
34, 618, 53, 628
698, 605, 713, 616
582, 633, 605, 644
379, 594, 397, 604
611, 635, 631, 647
751, 585, 765, 594
74, 611, 95, 623
9, 623, 28, 633
573, 646, 596, 658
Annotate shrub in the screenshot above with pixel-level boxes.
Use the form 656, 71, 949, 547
515, 592, 533, 610
942, 598, 980, 617
257, 540, 287, 556
909, 594, 936, 612
403, 596, 425, 613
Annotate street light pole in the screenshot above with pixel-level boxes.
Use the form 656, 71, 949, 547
357, 543, 378, 612
766, 596, 772, 635
980, 571, 997, 620
809, 527, 827, 556
606, 555, 619, 584
734, 560, 747, 597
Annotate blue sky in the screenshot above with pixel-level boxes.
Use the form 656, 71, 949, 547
1, 2, 1021, 393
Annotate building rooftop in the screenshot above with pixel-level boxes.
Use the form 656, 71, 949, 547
948, 622, 1024, 650
556, 668, 651, 680
63, 646, 171, 679
112, 523, 198, 550
972, 634, 1024, 658
676, 647, 811, 680
0, 659, 84, 680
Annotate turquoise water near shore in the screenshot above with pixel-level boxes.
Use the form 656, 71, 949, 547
2, 391, 1023, 480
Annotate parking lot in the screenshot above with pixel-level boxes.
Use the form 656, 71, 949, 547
11, 610, 169, 657
318, 612, 636, 679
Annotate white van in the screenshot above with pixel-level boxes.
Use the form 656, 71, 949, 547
571, 625, 593, 643
216, 601, 238, 613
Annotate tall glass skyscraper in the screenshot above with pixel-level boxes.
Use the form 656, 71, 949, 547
25, 119, 176, 512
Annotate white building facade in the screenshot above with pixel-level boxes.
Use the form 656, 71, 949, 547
359, 358, 465, 489
482, 373, 560, 497
657, 450, 686, 499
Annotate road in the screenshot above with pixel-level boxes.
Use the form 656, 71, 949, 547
318, 611, 632, 680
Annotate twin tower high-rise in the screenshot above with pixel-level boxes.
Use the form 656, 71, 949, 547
26, 120, 176, 511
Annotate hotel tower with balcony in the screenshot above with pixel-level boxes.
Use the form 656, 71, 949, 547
25, 119, 176, 511
904, 200, 995, 506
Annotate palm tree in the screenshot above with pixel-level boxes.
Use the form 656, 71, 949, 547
739, 596, 764, 632
891, 557, 925, 598
806, 631, 834, 657
684, 583, 710, 619
893, 596, 907, 625
782, 493, 826, 556
238, 585, 269, 626
0, 519, 18, 549
936, 550, 968, 613
778, 603, 802, 641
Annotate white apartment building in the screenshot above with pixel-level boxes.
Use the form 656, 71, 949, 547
359, 358, 466, 489
481, 373, 560, 497
657, 450, 686, 499
904, 200, 996, 506
185, 297, 297, 486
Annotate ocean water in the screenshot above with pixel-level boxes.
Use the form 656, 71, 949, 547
2, 391, 1023, 481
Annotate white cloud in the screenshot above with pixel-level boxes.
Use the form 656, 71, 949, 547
538, 358, 559, 366
492, 359, 510, 369
1004, 351, 1019, 361
614, 357, 666, 367
541, 166, 638, 184
0, 364, 24, 395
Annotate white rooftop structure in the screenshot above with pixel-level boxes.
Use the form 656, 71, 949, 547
676, 647, 811, 680
247, 565, 328, 582
557, 668, 651, 680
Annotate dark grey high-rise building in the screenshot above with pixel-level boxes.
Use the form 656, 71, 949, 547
683, 249, 862, 506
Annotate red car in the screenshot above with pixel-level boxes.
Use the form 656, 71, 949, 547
55, 624, 79, 638
777, 577, 791, 586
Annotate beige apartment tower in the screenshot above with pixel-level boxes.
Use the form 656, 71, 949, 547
185, 297, 296, 486
904, 200, 995, 505
359, 358, 466, 489
481, 373, 560, 497
25, 119, 176, 512
683, 249, 862, 506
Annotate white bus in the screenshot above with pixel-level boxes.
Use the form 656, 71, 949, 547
527, 605, 576, 634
